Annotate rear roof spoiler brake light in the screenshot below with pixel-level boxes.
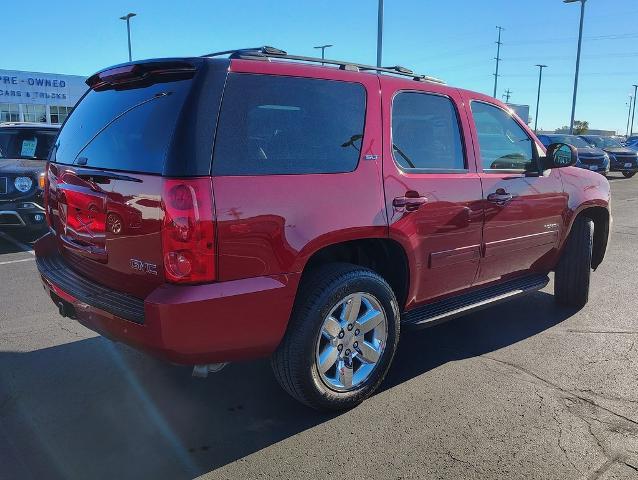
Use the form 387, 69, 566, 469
86, 61, 197, 90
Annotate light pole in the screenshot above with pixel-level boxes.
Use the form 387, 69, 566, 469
564, 0, 587, 135
377, 0, 383, 67
119, 12, 137, 62
313, 44, 333, 64
625, 95, 634, 138
534, 64, 548, 133
631, 84, 638, 137
493, 26, 504, 98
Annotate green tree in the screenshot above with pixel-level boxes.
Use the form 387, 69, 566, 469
574, 120, 589, 134
555, 121, 589, 135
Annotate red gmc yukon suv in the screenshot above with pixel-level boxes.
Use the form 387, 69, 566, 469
35, 47, 611, 410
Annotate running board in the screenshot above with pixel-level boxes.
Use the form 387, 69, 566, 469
401, 274, 550, 328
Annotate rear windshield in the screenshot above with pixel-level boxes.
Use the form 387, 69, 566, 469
0, 128, 57, 160
53, 79, 192, 174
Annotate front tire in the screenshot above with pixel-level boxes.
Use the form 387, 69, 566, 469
554, 217, 593, 309
271, 263, 400, 411
622, 171, 636, 178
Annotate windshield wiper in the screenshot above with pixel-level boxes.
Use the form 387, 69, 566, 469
341, 134, 363, 152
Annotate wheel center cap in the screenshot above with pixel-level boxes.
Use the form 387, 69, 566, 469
341, 331, 355, 350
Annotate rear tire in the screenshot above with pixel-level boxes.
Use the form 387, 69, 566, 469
554, 217, 593, 309
271, 263, 400, 411
622, 171, 636, 178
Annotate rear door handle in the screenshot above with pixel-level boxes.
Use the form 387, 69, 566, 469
487, 190, 513, 204
393, 195, 428, 211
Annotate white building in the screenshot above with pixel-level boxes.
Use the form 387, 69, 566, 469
0, 69, 87, 125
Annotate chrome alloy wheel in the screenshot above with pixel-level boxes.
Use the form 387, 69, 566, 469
315, 292, 388, 392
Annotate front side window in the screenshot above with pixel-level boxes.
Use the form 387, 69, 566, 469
213, 74, 366, 175
471, 101, 535, 172
391, 92, 465, 171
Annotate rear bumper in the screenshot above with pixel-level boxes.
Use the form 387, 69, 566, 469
0, 200, 46, 230
35, 233, 300, 365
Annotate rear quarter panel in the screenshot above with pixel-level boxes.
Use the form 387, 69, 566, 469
212, 60, 386, 281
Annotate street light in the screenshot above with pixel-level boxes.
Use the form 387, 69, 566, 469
119, 12, 137, 62
564, 0, 587, 135
625, 95, 634, 138
534, 64, 548, 133
313, 44, 333, 64
377, 0, 384, 67
631, 84, 638, 137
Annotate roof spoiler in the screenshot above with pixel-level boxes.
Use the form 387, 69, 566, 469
86, 61, 197, 91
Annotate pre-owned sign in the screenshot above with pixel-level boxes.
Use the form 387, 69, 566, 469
0, 69, 86, 107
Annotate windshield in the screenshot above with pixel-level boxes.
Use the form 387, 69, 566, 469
548, 135, 591, 148
0, 128, 57, 160
586, 136, 623, 148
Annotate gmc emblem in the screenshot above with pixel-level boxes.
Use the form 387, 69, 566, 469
130, 259, 158, 276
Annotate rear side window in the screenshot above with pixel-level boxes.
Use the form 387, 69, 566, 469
213, 74, 366, 175
53, 80, 192, 174
391, 92, 466, 171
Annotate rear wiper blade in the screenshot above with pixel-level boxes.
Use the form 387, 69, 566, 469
71, 167, 143, 183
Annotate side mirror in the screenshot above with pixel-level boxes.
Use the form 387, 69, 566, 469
544, 143, 577, 169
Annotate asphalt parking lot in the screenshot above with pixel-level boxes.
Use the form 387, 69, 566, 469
0, 175, 637, 480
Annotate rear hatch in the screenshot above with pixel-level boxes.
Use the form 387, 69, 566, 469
46, 58, 227, 298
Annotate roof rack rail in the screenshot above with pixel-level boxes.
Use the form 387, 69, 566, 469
202, 46, 445, 84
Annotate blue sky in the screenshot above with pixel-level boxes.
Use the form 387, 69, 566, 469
4, 0, 637, 132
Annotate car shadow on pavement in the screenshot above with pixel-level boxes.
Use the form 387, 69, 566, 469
0, 291, 573, 480
0, 229, 42, 253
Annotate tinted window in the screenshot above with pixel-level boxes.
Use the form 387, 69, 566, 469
391, 92, 465, 170
471, 102, 534, 171
213, 74, 366, 175
53, 79, 192, 174
0, 128, 57, 160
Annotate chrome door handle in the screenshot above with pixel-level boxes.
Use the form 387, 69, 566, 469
487, 190, 513, 205
393, 195, 428, 211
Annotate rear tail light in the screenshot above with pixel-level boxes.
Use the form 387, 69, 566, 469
161, 178, 215, 284
43, 164, 51, 227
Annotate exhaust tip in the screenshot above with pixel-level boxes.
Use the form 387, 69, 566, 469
56, 300, 76, 319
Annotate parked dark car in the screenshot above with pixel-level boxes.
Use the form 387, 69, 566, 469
624, 135, 638, 146
537, 134, 609, 175
35, 47, 611, 411
0, 122, 59, 233
579, 135, 638, 178
625, 138, 638, 152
